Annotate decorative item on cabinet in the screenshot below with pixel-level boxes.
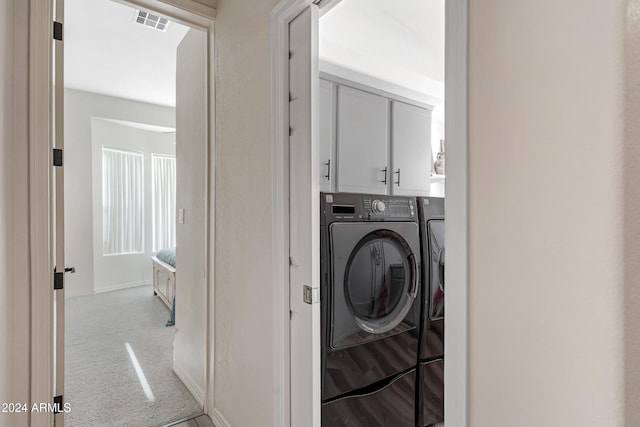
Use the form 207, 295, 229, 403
434, 139, 445, 175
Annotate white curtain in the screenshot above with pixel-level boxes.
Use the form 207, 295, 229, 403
152, 154, 176, 251
102, 148, 144, 255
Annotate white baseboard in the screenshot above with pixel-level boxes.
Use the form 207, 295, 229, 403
64, 289, 95, 299
209, 408, 231, 427
93, 280, 152, 294
173, 363, 206, 408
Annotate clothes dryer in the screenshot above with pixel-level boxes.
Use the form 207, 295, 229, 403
416, 197, 445, 426
320, 192, 422, 427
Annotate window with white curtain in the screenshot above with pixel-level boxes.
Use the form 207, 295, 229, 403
102, 147, 144, 255
152, 154, 176, 252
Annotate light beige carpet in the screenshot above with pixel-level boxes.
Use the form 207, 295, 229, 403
65, 285, 202, 427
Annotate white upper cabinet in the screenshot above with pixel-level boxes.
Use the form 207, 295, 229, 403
391, 101, 432, 196
336, 85, 389, 195
319, 76, 435, 197
319, 79, 334, 192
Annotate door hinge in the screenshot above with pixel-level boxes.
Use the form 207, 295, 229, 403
303, 285, 319, 305
53, 148, 63, 167
53, 21, 63, 41
53, 395, 63, 414
54, 270, 64, 290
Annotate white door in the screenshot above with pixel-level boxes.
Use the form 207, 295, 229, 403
53, 0, 65, 424
391, 101, 432, 196
336, 85, 389, 195
319, 78, 334, 192
174, 28, 208, 402
289, 6, 321, 427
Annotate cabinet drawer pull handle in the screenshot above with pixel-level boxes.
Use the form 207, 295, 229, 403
324, 159, 331, 180
381, 166, 388, 184
394, 169, 401, 186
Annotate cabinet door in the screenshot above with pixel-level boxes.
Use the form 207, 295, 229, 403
391, 101, 432, 196
319, 79, 334, 192
336, 85, 389, 195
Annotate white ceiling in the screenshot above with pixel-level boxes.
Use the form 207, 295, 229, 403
65, 0, 444, 107
65, 0, 189, 107
320, 0, 445, 98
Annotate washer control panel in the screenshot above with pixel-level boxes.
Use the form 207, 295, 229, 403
371, 200, 386, 215
363, 196, 415, 219
321, 192, 417, 224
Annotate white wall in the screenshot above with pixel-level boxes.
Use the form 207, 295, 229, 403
0, 1, 29, 426
174, 28, 208, 405
319, 0, 445, 99
624, 0, 640, 423
193, 0, 217, 9
0, 2, 15, 415
213, 0, 280, 424
64, 89, 175, 297
90, 119, 175, 293
468, 0, 624, 425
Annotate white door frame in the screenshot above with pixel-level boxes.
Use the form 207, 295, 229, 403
444, 0, 469, 425
270, 4, 309, 427
29, 2, 56, 425
271, 0, 470, 425
28, 1, 216, 426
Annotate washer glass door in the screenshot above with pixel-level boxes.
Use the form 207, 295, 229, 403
428, 220, 445, 320
330, 223, 419, 349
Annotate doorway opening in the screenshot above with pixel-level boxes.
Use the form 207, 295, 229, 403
315, 2, 445, 426
273, 0, 468, 425
63, 0, 210, 425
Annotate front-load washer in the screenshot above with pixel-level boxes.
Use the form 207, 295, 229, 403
320, 192, 422, 427
416, 197, 445, 426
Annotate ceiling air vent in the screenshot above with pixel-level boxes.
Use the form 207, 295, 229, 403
134, 10, 169, 32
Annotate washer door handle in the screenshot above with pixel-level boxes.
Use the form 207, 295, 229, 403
408, 253, 418, 299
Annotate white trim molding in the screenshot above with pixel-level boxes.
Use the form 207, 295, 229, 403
113, 0, 216, 26
173, 364, 206, 408
205, 19, 216, 419
29, 0, 54, 425
209, 408, 231, 427
93, 281, 152, 295
319, 69, 437, 110
272, 1, 339, 425
316, 0, 340, 16
319, 62, 443, 109
444, 0, 469, 425
271, 3, 314, 427
271, 1, 341, 425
